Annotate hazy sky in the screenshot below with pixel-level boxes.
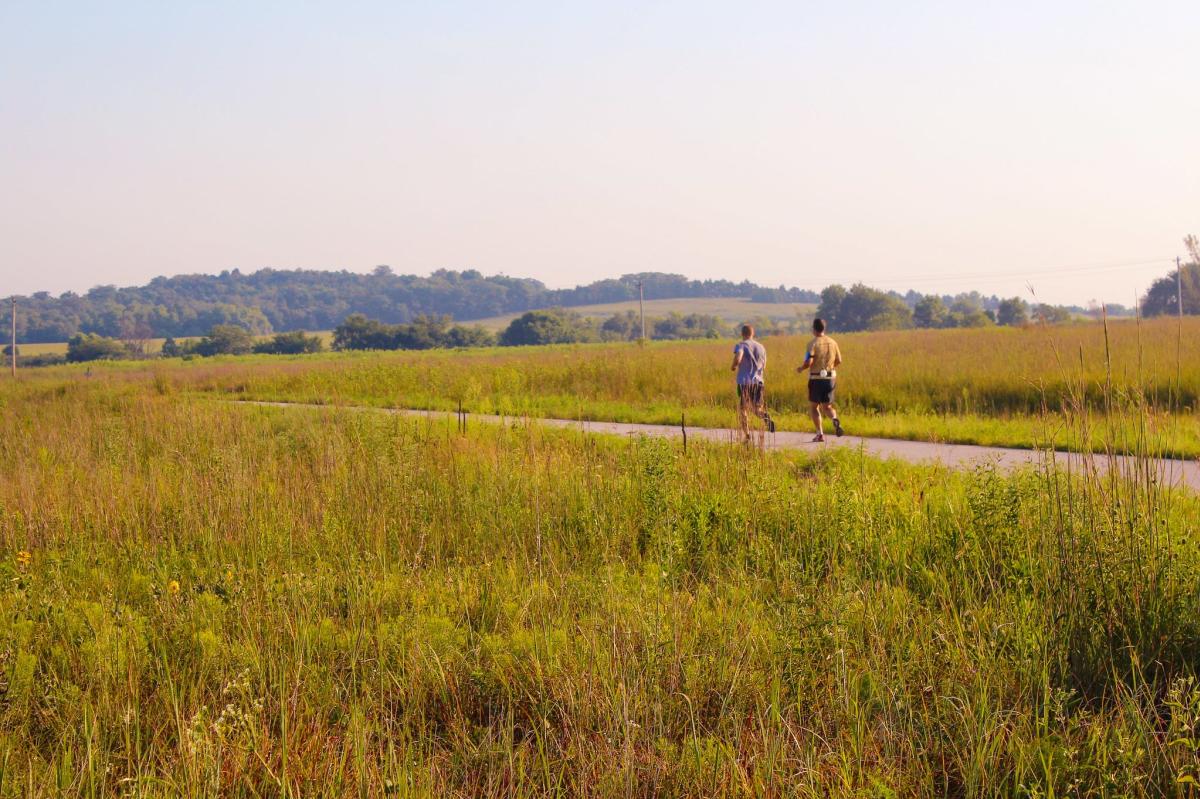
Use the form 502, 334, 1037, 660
2, 1, 1196, 305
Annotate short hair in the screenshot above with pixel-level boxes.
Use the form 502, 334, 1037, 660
812, 318, 826, 333
741, 324, 754, 337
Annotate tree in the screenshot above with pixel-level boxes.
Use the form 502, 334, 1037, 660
394, 315, 453, 350
947, 298, 992, 328
332, 313, 495, 351
600, 311, 641, 341
160, 337, 187, 357
11, 268, 821, 343
66, 333, 128, 362
253, 330, 324, 355
826, 284, 912, 331
816, 285, 847, 330
913, 295, 949, 328
499, 310, 596, 346
996, 297, 1029, 326
332, 314, 396, 350
651, 313, 723, 340
118, 317, 154, 355
1141, 242, 1200, 316
444, 325, 496, 348
1032, 304, 1072, 324
193, 325, 255, 356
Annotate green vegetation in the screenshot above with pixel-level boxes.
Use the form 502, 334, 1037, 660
333, 314, 497, 351
0, 365, 1197, 795
11, 269, 818, 343
252, 330, 326, 355
65, 333, 133, 363
138, 316, 1200, 457
1141, 235, 1200, 317
465, 296, 817, 332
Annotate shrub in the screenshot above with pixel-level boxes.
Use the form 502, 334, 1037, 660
66, 333, 129, 362
499, 309, 596, 346
193, 325, 255, 356
253, 330, 324, 355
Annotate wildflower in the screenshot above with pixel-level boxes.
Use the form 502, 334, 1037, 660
168, 580, 181, 596
225, 569, 234, 582
15, 551, 31, 570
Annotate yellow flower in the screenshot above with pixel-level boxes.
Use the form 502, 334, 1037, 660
15, 550, 31, 569
225, 569, 234, 582
167, 580, 181, 596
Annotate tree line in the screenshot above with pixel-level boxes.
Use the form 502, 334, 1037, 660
37, 308, 771, 364
814, 285, 1079, 332
12, 251, 1198, 345
9, 268, 820, 343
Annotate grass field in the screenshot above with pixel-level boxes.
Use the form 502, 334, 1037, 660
69, 315, 1192, 458
1, 365, 1198, 795
463, 297, 817, 331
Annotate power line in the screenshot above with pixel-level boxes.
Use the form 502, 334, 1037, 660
863, 256, 1175, 287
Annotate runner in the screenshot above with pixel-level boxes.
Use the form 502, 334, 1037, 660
798, 318, 843, 442
730, 324, 775, 441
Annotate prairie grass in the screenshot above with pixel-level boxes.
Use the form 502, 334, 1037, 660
0, 367, 1198, 795
65, 315, 1195, 456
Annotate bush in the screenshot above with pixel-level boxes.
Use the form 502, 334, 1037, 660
66, 333, 129, 362
7, 352, 66, 368
499, 309, 596, 346
443, 325, 496, 348
651, 312, 722, 340
332, 314, 396, 350
332, 314, 495, 351
253, 331, 324, 355
193, 325, 255, 357
1033, 304, 1072, 325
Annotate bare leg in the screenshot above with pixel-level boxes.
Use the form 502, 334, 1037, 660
821, 404, 842, 435
738, 394, 751, 440
809, 403, 823, 436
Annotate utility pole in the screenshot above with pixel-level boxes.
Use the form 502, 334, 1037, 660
1178, 256, 1185, 320
636, 280, 646, 341
9, 297, 15, 379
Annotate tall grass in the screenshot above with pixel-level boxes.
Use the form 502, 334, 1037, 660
0, 372, 1197, 795
46, 316, 1190, 455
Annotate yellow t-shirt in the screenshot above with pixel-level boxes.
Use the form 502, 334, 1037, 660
806, 336, 841, 376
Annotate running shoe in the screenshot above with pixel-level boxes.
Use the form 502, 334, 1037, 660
833, 418, 843, 437
812, 433, 825, 443
766, 415, 776, 433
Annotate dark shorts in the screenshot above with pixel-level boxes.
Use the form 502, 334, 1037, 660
808, 378, 835, 404
737, 382, 764, 406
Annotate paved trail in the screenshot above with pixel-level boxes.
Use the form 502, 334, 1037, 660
241, 401, 1200, 491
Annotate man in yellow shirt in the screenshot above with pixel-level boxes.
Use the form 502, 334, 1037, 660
798, 318, 843, 442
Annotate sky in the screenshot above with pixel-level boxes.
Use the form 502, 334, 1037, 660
1, 1, 1196, 306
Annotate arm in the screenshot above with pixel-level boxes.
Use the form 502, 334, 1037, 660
833, 343, 842, 368
798, 351, 812, 373
731, 345, 743, 372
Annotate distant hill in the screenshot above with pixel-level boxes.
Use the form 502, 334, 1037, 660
13, 268, 818, 343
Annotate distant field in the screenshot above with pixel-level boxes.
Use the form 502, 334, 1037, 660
464, 296, 817, 330
17, 337, 192, 357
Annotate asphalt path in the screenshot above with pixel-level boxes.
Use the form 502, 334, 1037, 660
239, 401, 1200, 492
